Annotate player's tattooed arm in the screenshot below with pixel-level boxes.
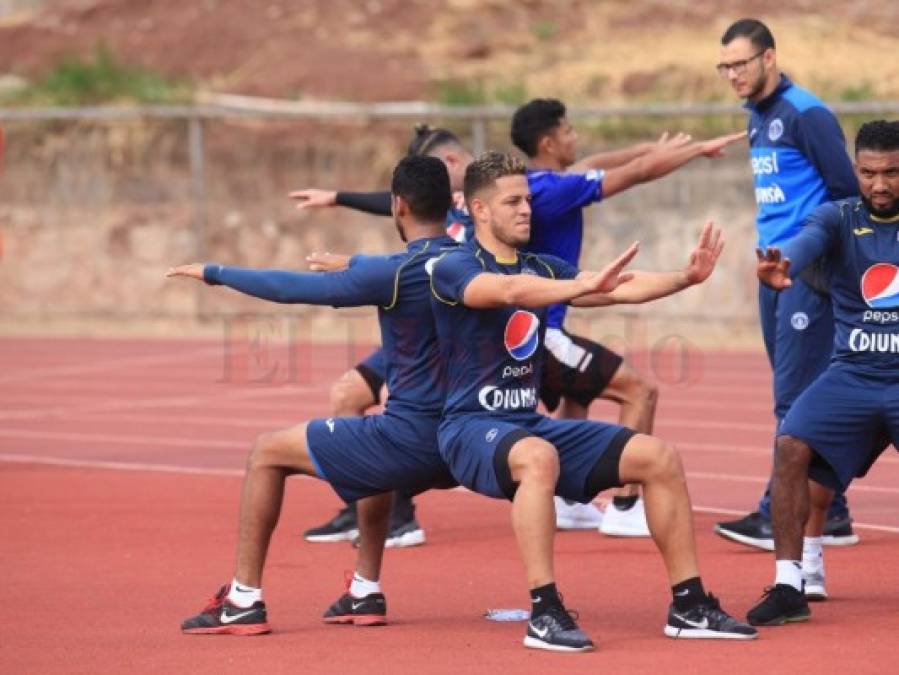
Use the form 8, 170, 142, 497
567, 132, 689, 174
573, 222, 724, 306
460, 243, 638, 309
600, 131, 747, 199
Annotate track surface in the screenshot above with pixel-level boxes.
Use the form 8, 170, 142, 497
2, 338, 897, 674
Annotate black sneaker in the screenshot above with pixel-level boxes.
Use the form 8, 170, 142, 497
303, 504, 358, 543
822, 516, 859, 546
352, 517, 426, 549
181, 585, 271, 635
746, 584, 811, 626
524, 605, 594, 652
714, 511, 774, 551
323, 591, 387, 626
664, 593, 758, 639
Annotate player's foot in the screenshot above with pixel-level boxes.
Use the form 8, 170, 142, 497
599, 497, 650, 537
353, 516, 426, 549
303, 504, 358, 543
554, 497, 603, 530
714, 511, 773, 550
803, 567, 827, 601
323, 591, 387, 626
181, 585, 271, 635
746, 584, 811, 626
523, 604, 594, 652
664, 594, 758, 639
822, 515, 859, 547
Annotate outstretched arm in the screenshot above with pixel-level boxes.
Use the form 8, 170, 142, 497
289, 188, 392, 216
573, 222, 723, 306
758, 202, 843, 288
568, 132, 690, 174
166, 258, 393, 307
601, 131, 747, 199
458, 243, 639, 309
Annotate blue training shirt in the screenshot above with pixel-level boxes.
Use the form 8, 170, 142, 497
781, 198, 899, 374
524, 168, 604, 329
204, 235, 460, 415
746, 74, 857, 248
430, 238, 579, 418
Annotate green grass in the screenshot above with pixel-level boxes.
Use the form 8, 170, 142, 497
1, 45, 189, 106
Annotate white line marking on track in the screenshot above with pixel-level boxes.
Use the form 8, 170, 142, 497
0, 454, 896, 533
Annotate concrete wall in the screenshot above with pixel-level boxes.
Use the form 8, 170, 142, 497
0, 115, 765, 349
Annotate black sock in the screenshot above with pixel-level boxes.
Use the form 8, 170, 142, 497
672, 577, 707, 612
613, 495, 639, 511
530, 582, 562, 618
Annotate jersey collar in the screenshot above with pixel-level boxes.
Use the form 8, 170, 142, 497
471, 237, 519, 265
744, 73, 792, 113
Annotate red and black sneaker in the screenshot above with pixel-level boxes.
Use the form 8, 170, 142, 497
181, 585, 271, 635
322, 574, 387, 627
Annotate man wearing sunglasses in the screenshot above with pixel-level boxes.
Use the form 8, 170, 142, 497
713, 18, 860, 594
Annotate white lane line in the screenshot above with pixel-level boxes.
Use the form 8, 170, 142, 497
687, 470, 899, 494
0, 453, 243, 477
0, 454, 897, 533
0, 345, 224, 384
0, 428, 246, 450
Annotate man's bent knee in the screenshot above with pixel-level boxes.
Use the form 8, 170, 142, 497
618, 435, 684, 484
606, 363, 659, 407
775, 435, 813, 472
508, 438, 559, 486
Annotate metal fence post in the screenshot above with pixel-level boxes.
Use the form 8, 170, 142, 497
471, 116, 487, 155
188, 115, 208, 321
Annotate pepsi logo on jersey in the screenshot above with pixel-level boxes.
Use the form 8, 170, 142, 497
504, 311, 540, 361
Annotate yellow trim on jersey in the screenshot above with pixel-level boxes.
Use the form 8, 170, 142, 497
521, 252, 557, 279
853, 227, 874, 235
383, 241, 431, 311
870, 213, 899, 224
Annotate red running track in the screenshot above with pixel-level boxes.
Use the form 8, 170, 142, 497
1, 338, 897, 674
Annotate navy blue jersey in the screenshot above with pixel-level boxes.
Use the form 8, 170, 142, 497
746, 75, 857, 248
524, 168, 604, 329
430, 239, 579, 418
782, 198, 899, 374
204, 235, 460, 415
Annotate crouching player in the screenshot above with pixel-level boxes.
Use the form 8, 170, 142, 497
168, 155, 461, 634
430, 151, 757, 651
747, 120, 899, 625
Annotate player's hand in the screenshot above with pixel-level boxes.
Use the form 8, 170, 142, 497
305, 251, 351, 272
756, 246, 793, 289
578, 241, 639, 295
700, 130, 748, 158
165, 263, 205, 280
684, 221, 725, 285
656, 131, 692, 150
289, 188, 337, 210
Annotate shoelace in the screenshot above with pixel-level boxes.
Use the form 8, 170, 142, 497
544, 603, 580, 631
201, 585, 228, 613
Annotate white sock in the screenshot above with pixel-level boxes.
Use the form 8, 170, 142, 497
228, 578, 263, 607
349, 572, 381, 598
775, 560, 803, 591
802, 536, 824, 573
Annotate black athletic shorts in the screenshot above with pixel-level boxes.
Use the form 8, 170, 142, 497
540, 327, 624, 412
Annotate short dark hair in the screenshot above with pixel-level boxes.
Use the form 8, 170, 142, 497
855, 120, 899, 154
391, 155, 452, 223
407, 124, 462, 157
721, 18, 775, 51
510, 98, 566, 158
463, 151, 527, 202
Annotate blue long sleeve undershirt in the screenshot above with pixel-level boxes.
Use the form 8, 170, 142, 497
202, 259, 394, 307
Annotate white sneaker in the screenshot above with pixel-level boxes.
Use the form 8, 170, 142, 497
555, 497, 603, 530
803, 566, 827, 601
599, 497, 651, 537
